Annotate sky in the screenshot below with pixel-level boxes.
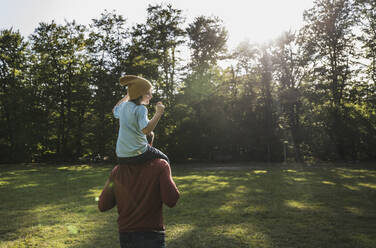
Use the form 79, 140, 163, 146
0, 0, 315, 50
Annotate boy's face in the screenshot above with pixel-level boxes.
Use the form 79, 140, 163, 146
141, 89, 152, 105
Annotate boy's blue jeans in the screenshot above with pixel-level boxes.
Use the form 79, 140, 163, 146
118, 145, 169, 165
119, 231, 165, 248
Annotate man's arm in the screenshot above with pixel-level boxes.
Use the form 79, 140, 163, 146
98, 178, 116, 212
159, 161, 180, 208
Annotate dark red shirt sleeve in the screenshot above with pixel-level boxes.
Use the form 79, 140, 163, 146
98, 168, 117, 212
159, 162, 180, 207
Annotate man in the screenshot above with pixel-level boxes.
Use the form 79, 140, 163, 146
98, 133, 180, 248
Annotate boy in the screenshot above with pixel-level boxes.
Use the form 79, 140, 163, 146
113, 75, 169, 165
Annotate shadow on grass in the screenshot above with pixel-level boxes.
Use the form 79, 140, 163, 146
1, 163, 375, 248
0, 163, 120, 247
163, 166, 376, 248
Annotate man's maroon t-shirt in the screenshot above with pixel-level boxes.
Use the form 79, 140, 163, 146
98, 159, 180, 232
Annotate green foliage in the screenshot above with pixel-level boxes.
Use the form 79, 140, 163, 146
186, 15, 228, 71
127, 3, 185, 104
29, 21, 91, 161
0, 2, 376, 163
0, 29, 30, 162
86, 10, 129, 159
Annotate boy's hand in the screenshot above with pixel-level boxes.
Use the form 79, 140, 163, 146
155, 101, 165, 114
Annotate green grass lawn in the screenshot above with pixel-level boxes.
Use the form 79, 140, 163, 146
0, 162, 376, 248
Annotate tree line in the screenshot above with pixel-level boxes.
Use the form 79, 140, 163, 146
1, 0, 375, 164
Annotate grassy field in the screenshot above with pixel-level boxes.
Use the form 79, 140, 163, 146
0, 162, 376, 248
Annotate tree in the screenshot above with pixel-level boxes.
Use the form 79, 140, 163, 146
355, 0, 376, 106
125, 4, 186, 157
186, 16, 228, 72
30, 20, 89, 160
230, 41, 261, 160
354, 0, 376, 159
0, 29, 29, 162
183, 15, 228, 107
300, 0, 357, 159
273, 31, 308, 162
171, 16, 229, 160
87, 10, 129, 158
257, 45, 280, 162
127, 4, 186, 104
183, 15, 228, 121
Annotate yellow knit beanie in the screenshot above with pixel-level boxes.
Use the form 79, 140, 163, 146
119, 75, 152, 100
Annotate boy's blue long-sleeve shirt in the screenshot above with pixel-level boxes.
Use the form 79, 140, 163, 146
114, 101, 149, 157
